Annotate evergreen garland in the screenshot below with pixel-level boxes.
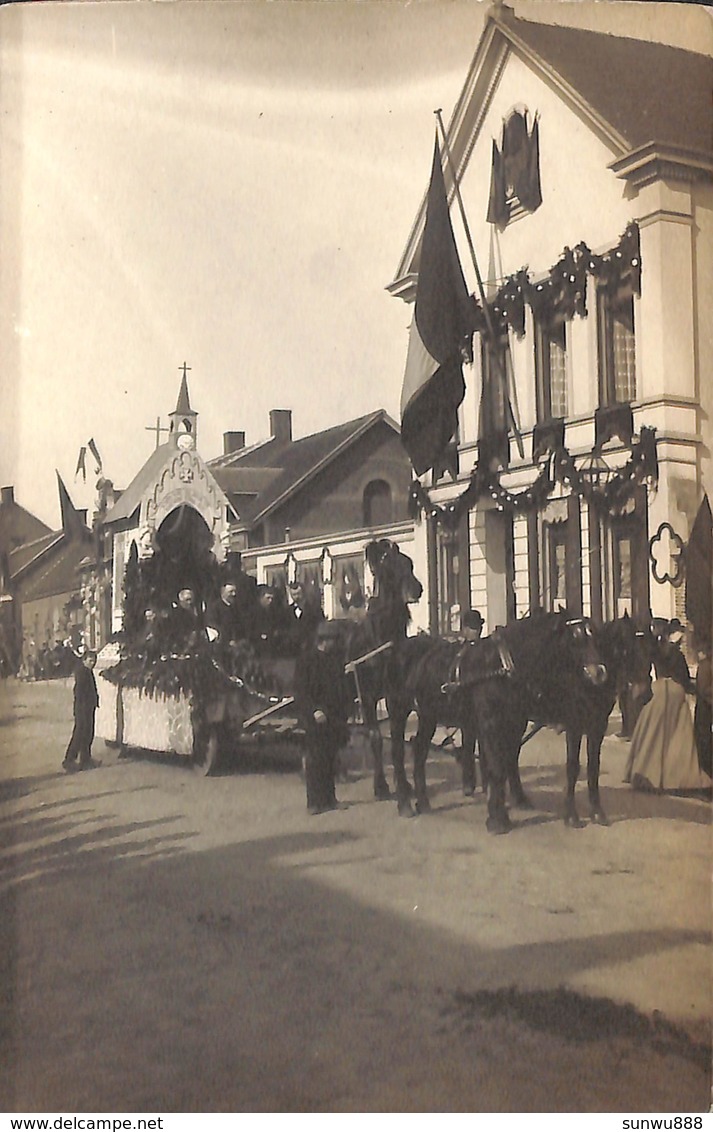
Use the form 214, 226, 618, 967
409, 427, 658, 532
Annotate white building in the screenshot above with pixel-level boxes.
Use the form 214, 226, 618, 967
389, 4, 712, 636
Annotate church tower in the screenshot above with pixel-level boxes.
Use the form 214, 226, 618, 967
169, 364, 198, 450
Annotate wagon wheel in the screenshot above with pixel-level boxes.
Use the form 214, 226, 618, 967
193, 725, 221, 777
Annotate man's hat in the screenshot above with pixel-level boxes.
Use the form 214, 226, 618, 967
462, 610, 484, 631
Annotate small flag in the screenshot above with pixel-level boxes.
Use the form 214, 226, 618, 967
400, 135, 475, 477
87, 438, 102, 474
75, 447, 87, 482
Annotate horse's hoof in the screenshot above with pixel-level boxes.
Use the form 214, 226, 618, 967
486, 814, 512, 835
591, 810, 610, 826
374, 780, 392, 801
397, 799, 415, 818
415, 797, 431, 815
564, 813, 584, 829
463, 785, 475, 798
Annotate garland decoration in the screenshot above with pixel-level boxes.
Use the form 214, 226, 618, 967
409, 426, 658, 532
473, 222, 641, 338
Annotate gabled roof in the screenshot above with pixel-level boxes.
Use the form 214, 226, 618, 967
209, 410, 399, 528
506, 14, 711, 155
104, 443, 173, 524
390, 6, 713, 287
18, 533, 93, 603
0, 499, 52, 558
9, 531, 65, 580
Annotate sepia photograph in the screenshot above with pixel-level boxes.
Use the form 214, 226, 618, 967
0, 0, 711, 1116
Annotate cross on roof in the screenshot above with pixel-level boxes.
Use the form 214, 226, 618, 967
145, 416, 170, 449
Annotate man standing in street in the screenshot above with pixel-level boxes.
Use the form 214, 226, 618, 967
294, 619, 350, 814
62, 650, 100, 772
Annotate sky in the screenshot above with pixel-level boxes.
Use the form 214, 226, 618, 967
0, 0, 710, 527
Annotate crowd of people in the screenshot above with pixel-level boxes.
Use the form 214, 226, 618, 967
57, 573, 712, 809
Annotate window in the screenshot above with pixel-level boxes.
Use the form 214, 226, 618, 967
436, 529, 460, 636
598, 287, 636, 405
547, 525, 568, 612
363, 480, 392, 528
535, 317, 567, 421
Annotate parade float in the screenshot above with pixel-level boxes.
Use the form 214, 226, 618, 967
95, 373, 296, 773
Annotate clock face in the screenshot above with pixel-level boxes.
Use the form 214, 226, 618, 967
177, 432, 195, 451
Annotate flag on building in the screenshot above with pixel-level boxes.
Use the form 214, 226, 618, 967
400, 135, 475, 477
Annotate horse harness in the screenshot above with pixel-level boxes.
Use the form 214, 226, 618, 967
439, 630, 515, 696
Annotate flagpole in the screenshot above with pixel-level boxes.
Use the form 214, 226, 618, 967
434, 109, 525, 460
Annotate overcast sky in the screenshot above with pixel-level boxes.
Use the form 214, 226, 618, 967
1, 0, 710, 527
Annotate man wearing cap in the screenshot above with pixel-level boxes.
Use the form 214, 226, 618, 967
294, 619, 350, 814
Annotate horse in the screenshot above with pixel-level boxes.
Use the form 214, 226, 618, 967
504, 615, 655, 827
333, 539, 423, 799
388, 611, 608, 833
386, 631, 482, 805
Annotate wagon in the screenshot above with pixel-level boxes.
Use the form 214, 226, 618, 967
95, 643, 302, 775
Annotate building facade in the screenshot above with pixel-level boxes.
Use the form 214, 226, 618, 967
101, 378, 424, 634
389, 5, 712, 637
209, 406, 424, 623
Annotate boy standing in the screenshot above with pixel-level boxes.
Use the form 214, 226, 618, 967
62, 650, 100, 772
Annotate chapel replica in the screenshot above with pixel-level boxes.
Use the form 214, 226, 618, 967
96, 371, 280, 771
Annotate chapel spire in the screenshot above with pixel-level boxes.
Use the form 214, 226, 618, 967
169, 362, 198, 450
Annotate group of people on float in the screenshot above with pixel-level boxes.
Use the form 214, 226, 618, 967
139, 575, 351, 815
131, 575, 324, 664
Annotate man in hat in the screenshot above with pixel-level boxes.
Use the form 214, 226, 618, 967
460, 609, 484, 642
294, 619, 350, 814
62, 650, 100, 772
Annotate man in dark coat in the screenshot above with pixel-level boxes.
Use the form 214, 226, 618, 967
62, 650, 100, 771
284, 582, 324, 656
294, 619, 350, 814
169, 588, 206, 652
206, 583, 246, 650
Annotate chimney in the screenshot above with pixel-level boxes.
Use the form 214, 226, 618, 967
223, 431, 246, 456
1, 486, 14, 505
269, 409, 292, 443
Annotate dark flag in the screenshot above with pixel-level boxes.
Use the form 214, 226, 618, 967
400, 135, 475, 477
87, 438, 103, 474
75, 446, 87, 482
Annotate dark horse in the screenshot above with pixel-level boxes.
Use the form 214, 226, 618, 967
333, 539, 423, 799
388, 611, 608, 833
505, 614, 654, 827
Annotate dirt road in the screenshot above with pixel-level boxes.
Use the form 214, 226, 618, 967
0, 678, 710, 1113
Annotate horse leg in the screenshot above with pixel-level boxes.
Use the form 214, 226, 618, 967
587, 726, 609, 825
564, 731, 584, 828
413, 713, 437, 814
388, 702, 415, 817
363, 697, 390, 800
507, 748, 532, 809
460, 720, 477, 797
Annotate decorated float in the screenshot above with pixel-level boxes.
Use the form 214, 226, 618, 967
95, 373, 298, 773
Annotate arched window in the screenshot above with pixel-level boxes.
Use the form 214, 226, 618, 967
363, 480, 392, 528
